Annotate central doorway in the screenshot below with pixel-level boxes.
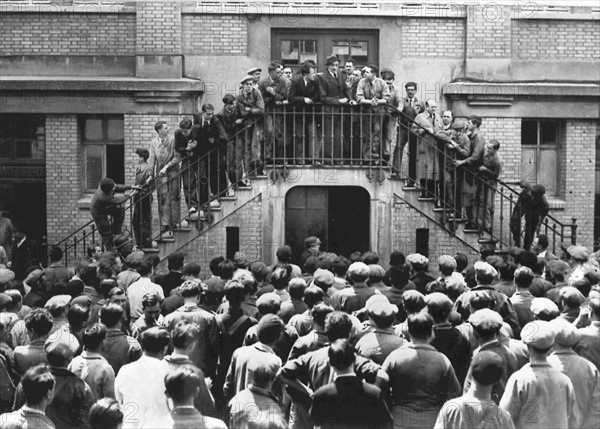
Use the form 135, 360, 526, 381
285, 186, 370, 265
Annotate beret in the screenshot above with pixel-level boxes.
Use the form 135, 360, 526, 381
257, 292, 282, 309
406, 253, 429, 266
313, 268, 335, 287
531, 184, 546, 195
0, 293, 11, 308
0, 268, 15, 284
241, 75, 255, 84
368, 264, 386, 278
451, 120, 466, 130
348, 262, 370, 277
246, 67, 262, 75
530, 297, 559, 317
304, 236, 321, 248
44, 294, 72, 312
551, 318, 581, 347
250, 261, 269, 278
567, 245, 590, 261
45, 334, 79, 361
438, 255, 457, 269
559, 286, 585, 306
469, 309, 503, 329
474, 261, 498, 278
521, 320, 555, 349
471, 350, 504, 385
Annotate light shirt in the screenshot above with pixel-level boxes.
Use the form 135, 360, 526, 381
127, 277, 164, 320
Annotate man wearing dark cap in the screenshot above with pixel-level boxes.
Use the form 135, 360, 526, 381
500, 321, 578, 429
301, 236, 322, 266
510, 182, 550, 250
90, 177, 138, 251
435, 351, 515, 429
317, 54, 352, 164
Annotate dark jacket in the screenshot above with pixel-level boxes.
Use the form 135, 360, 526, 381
10, 239, 39, 280
289, 76, 319, 106
317, 70, 351, 104
90, 185, 130, 219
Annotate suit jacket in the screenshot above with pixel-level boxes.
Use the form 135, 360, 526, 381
310, 375, 393, 429
401, 96, 419, 122
11, 239, 39, 280
317, 70, 351, 105
289, 76, 319, 106
154, 271, 182, 297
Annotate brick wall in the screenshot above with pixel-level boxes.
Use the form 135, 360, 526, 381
400, 18, 465, 58
479, 117, 521, 183
466, 5, 511, 58
182, 14, 248, 56
393, 200, 480, 276
0, 13, 135, 56
563, 120, 596, 247
512, 20, 600, 60
46, 115, 89, 244
136, 2, 182, 55
177, 194, 263, 278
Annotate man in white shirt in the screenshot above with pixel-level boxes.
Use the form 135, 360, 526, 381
127, 259, 164, 321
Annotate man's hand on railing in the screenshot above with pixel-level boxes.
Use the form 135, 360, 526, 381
454, 160, 465, 167
339, 98, 349, 104
235, 118, 244, 125
186, 140, 197, 151
304, 98, 313, 104
349, 100, 357, 105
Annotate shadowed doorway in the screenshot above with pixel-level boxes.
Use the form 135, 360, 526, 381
285, 186, 370, 265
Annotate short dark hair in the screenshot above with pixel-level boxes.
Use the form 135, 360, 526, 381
209, 256, 225, 276
514, 267, 534, 288
304, 285, 324, 309
135, 148, 150, 161
99, 303, 123, 328
311, 302, 334, 327
267, 62, 279, 73
328, 338, 356, 371
21, 365, 55, 405
80, 266, 98, 287
537, 234, 549, 249
142, 293, 161, 309
168, 252, 185, 271
201, 103, 215, 112
454, 253, 469, 272
68, 303, 90, 329
271, 265, 292, 291
100, 178, 116, 194
381, 69, 395, 80
136, 259, 153, 277
89, 398, 124, 429
390, 265, 411, 289
362, 251, 379, 265
99, 279, 118, 299
405, 82, 417, 90
82, 323, 107, 350
49, 246, 63, 263
218, 260, 236, 280
154, 121, 167, 133
344, 58, 355, 66
179, 281, 201, 298
224, 280, 245, 306
164, 366, 201, 403
288, 278, 306, 300
25, 308, 53, 337
141, 327, 170, 353
499, 260, 517, 281
407, 312, 434, 340
332, 258, 349, 277
300, 63, 314, 75
222, 94, 236, 105
182, 262, 202, 278
325, 311, 352, 342
171, 321, 199, 349
489, 139, 500, 150
468, 115, 482, 128
363, 64, 379, 77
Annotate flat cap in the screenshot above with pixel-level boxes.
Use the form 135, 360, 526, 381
445, 272, 467, 294
250, 261, 269, 278
348, 262, 370, 277
70, 295, 92, 308
241, 75, 255, 84
469, 308, 503, 329
425, 292, 453, 312
438, 255, 457, 269
406, 253, 429, 266
126, 251, 146, 264
368, 299, 398, 318
44, 295, 72, 312
551, 318, 581, 347
247, 67, 262, 75
567, 245, 590, 261
325, 54, 339, 65
471, 350, 504, 385
313, 268, 335, 287
530, 297, 559, 318
559, 286, 585, 306
474, 261, 498, 278
451, 120, 466, 130
24, 268, 44, 286
365, 294, 389, 310
521, 320, 555, 349
257, 313, 284, 336
204, 277, 224, 295
531, 184, 546, 196
368, 264, 386, 278
304, 236, 321, 248
45, 333, 79, 360
0, 268, 15, 284
257, 292, 282, 309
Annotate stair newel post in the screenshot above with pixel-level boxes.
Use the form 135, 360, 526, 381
64, 242, 69, 268
571, 218, 577, 245
508, 193, 515, 246
91, 223, 96, 249
82, 232, 87, 264
552, 223, 557, 254
73, 236, 77, 265
498, 187, 505, 251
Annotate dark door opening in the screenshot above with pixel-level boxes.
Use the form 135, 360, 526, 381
285, 186, 370, 265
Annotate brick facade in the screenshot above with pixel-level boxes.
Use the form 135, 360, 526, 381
512, 20, 600, 60
0, 13, 135, 56
466, 4, 512, 58
136, 2, 182, 55
478, 117, 521, 183
182, 15, 248, 55
400, 18, 465, 58
178, 194, 263, 278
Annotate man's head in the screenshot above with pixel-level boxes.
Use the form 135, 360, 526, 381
99, 178, 116, 195
89, 398, 123, 429
533, 234, 549, 252
347, 262, 370, 284
201, 104, 214, 122
441, 110, 453, 126
514, 266, 534, 289
257, 314, 284, 345
224, 279, 246, 308
425, 99, 437, 115
325, 311, 353, 342
154, 121, 169, 139
328, 339, 356, 372
141, 293, 162, 323
247, 67, 261, 82
25, 308, 53, 339
141, 326, 170, 356
48, 246, 63, 263
164, 366, 202, 405
407, 312, 434, 341
299, 63, 316, 82
222, 94, 236, 113
135, 148, 150, 164
485, 139, 500, 155
171, 321, 199, 353
405, 82, 417, 98
381, 68, 395, 86
470, 351, 504, 386
99, 303, 124, 329
178, 118, 192, 137
268, 62, 281, 81
67, 303, 90, 331
469, 309, 503, 342
82, 323, 107, 352
241, 76, 255, 93
21, 365, 55, 407
326, 55, 340, 73
344, 59, 355, 75
167, 252, 185, 272
283, 67, 293, 80
44, 294, 71, 319
361, 64, 379, 81
467, 115, 482, 131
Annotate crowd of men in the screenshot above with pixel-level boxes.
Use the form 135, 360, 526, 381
86, 55, 506, 250
0, 231, 599, 429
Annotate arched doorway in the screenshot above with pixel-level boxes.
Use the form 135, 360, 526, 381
285, 186, 370, 264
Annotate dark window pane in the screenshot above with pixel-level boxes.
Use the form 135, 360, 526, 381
84, 118, 103, 141
521, 121, 537, 146
281, 40, 299, 65
86, 145, 104, 191
540, 121, 558, 145
0, 139, 12, 158
106, 144, 124, 184
15, 139, 34, 158
107, 118, 124, 142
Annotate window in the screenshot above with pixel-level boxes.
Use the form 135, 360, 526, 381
0, 115, 45, 160
272, 30, 379, 74
80, 116, 124, 192
521, 120, 561, 197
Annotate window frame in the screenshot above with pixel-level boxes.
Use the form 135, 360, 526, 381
520, 119, 562, 197
0, 114, 45, 161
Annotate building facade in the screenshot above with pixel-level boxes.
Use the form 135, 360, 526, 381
0, 1, 598, 272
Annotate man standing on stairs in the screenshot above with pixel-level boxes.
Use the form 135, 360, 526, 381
455, 115, 486, 230
148, 121, 181, 240
412, 99, 443, 198
476, 140, 503, 236
174, 118, 201, 222
392, 82, 419, 182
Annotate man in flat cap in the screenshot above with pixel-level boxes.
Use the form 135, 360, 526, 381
247, 66, 262, 85
406, 253, 435, 295
500, 320, 578, 429
548, 318, 600, 429
462, 309, 519, 404
300, 236, 322, 267
355, 296, 403, 365
510, 182, 550, 250
558, 286, 586, 324
236, 74, 265, 176
317, 54, 352, 164
575, 297, 600, 371
435, 351, 515, 429
510, 266, 536, 329
530, 297, 560, 321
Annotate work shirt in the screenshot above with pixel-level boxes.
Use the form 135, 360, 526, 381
355, 326, 405, 365
576, 321, 600, 370
68, 350, 115, 400
229, 385, 287, 429
435, 395, 515, 429
510, 290, 535, 329
99, 329, 142, 375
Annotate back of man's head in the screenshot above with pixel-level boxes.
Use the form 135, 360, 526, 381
171, 321, 199, 350
99, 303, 124, 328
136, 259, 153, 277
82, 323, 107, 351
164, 366, 201, 404
141, 327, 170, 354
25, 308, 53, 337
407, 312, 434, 340
49, 246, 63, 263
514, 266, 534, 289
324, 311, 352, 342
328, 339, 356, 371
167, 252, 185, 271
21, 365, 55, 406
182, 262, 202, 279
304, 285, 324, 309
